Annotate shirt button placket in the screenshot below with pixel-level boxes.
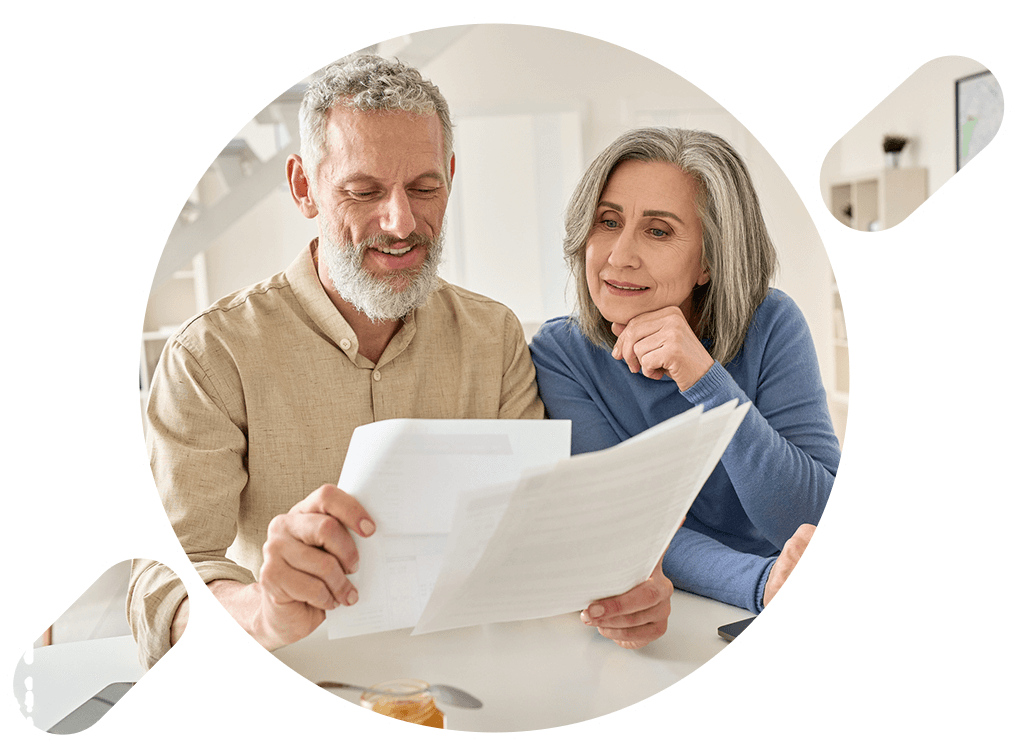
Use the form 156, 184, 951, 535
371, 368, 383, 417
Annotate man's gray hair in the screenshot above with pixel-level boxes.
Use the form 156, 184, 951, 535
564, 127, 778, 366
298, 53, 454, 185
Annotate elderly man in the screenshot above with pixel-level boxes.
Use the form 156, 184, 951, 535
128, 54, 672, 667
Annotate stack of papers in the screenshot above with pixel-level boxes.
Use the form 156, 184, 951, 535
326, 401, 748, 639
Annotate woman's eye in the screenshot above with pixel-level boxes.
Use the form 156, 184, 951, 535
601, 218, 619, 229
649, 227, 668, 238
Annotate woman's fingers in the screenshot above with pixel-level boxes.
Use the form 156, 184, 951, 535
610, 308, 712, 389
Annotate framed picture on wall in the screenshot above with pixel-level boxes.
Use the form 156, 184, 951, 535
955, 70, 1003, 171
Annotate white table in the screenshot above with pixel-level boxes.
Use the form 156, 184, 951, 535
13, 635, 147, 733
273, 590, 754, 731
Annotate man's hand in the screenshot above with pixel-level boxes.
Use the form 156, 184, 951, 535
610, 307, 713, 390
763, 523, 816, 607
580, 558, 674, 650
170, 485, 375, 652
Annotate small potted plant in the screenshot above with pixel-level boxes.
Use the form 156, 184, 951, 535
883, 134, 908, 168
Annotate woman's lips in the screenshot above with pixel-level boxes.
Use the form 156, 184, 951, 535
604, 279, 649, 294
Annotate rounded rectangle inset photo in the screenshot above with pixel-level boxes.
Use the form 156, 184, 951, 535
812, 49, 1003, 237
6, 552, 195, 739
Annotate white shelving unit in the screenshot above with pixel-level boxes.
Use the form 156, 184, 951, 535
827, 166, 927, 231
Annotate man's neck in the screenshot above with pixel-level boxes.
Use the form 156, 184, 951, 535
314, 248, 403, 364
334, 298, 403, 364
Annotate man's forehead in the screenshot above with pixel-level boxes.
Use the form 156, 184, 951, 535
325, 108, 444, 153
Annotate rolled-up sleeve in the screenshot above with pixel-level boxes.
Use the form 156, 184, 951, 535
127, 560, 188, 669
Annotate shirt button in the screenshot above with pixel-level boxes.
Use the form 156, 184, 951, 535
372, 370, 381, 382
339, 338, 351, 351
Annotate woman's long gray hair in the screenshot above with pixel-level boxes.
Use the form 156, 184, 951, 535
565, 127, 777, 366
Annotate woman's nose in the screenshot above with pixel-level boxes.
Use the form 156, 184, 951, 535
378, 188, 417, 239
606, 227, 640, 268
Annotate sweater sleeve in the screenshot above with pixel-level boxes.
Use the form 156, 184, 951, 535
681, 297, 840, 549
662, 526, 776, 614
530, 321, 625, 454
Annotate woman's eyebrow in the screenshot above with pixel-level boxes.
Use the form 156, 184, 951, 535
644, 209, 685, 224
597, 200, 684, 225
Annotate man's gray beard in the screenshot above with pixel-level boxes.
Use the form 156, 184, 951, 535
319, 223, 444, 323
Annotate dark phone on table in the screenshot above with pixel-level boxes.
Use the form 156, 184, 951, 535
717, 616, 755, 642
47, 682, 135, 734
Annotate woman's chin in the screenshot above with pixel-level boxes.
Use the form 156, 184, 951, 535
596, 303, 641, 327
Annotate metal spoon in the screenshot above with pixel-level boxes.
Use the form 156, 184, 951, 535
317, 680, 483, 709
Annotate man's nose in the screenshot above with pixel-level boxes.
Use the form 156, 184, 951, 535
378, 187, 417, 239
606, 227, 640, 268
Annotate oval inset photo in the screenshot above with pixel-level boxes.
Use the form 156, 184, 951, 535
138, 24, 845, 732
820, 56, 1003, 232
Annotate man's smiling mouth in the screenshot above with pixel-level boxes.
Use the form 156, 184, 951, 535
374, 246, 414, 257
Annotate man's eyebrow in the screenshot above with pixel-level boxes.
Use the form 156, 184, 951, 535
337, 171, 446, 185
413, 171, 447, 183
597, 200, 684, 224
332, 171, 376, 185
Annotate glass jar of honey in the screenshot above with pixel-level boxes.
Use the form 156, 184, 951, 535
360, 679, 446, 729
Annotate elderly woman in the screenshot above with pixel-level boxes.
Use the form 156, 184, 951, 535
531, 128, 840, 634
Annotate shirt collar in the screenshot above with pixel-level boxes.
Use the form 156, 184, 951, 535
286, 239, 418, 369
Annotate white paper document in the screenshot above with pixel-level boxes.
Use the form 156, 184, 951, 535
326, 402, 748, 639
414, 400, 749, 634
326, 418, 571, 638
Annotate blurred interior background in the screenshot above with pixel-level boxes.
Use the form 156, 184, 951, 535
141, 24, 848, 448
34, 561, 132, 647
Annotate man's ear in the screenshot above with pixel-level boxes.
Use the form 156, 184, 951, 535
287, 154, 318, 219
447, 153, 456, 189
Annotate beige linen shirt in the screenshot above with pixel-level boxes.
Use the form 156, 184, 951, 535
129, 241, 544, 667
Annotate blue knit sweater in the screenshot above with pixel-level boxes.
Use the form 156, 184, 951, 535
529, 289, 841, 614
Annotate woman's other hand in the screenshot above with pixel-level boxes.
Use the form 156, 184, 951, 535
611, 306, 714, 390
762, 523, 816, 607
580, 558, 674, 650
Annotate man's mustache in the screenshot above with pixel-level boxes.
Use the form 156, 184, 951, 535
352, 231, 437, 254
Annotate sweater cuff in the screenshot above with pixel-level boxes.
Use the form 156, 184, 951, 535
754, 557, 778, 614
681, 360, 731, 405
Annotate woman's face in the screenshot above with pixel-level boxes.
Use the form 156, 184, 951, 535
585, 160, 710, 327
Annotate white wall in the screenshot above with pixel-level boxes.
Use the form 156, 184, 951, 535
820, 56, 991, 196
146, 24, 837, 396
